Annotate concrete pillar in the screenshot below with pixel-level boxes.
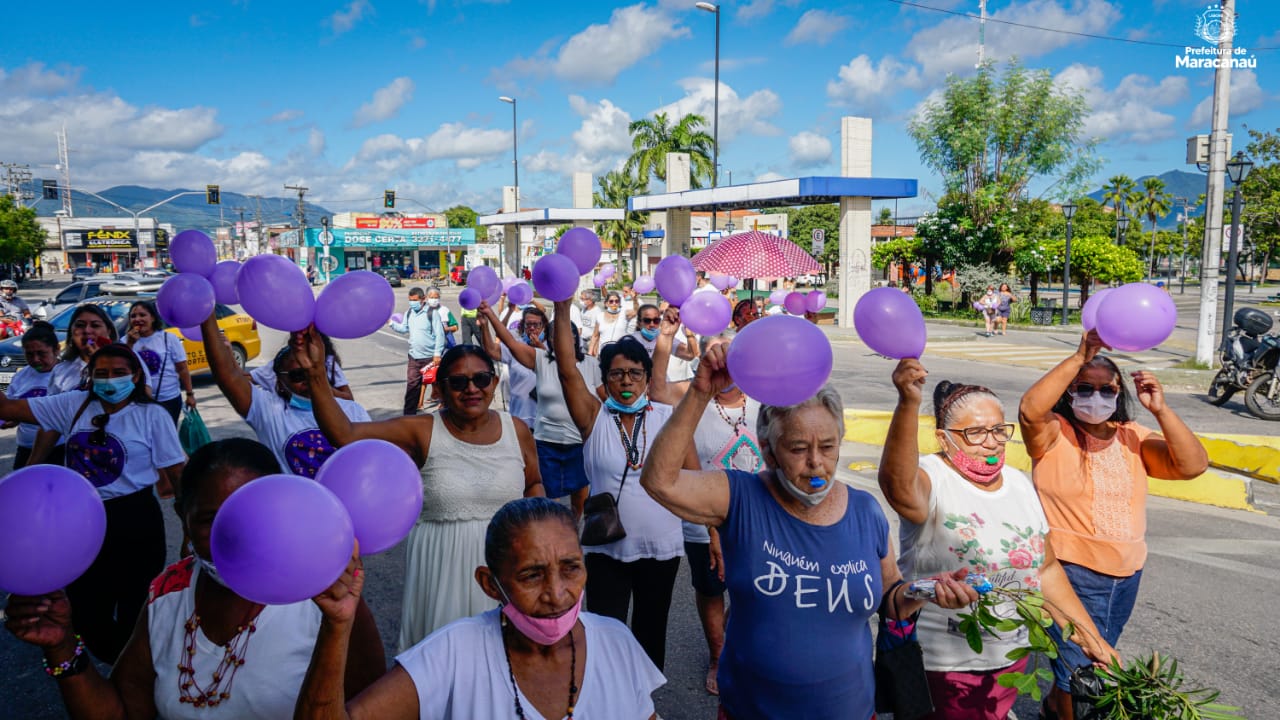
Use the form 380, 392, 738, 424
572, 172, 593, 216
837, 117, 874, 328
500, 185, 519, 276
664, 153, 691, 258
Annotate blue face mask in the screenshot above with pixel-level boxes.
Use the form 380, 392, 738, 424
640, 328, 659, 341
409, 301, 423, 312
289, 394, 313, 412
604, 393, 650, 414
92, 376, 135, 403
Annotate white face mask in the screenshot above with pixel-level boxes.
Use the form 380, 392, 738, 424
775, 470, 832, 507
427, 298, 441, 308
1071, 394, 1117, 424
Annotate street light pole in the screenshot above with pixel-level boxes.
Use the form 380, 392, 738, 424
499, 96, 519, 274
1114, 201, 1129, 246
1060, 202, 1077, 325
1222, 151, 1254, 344
696, 1, 720, 230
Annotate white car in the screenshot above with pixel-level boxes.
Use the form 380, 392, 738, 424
795, 273, 827, 286
100, 271, 168, 295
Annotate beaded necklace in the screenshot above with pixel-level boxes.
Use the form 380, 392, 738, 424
611, 409, 647, 470
713, 394, 748, 436
177, 607, 259, 708
501, 622, 578, 719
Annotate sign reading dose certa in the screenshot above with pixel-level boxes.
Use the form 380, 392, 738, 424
304, 227, 476, 248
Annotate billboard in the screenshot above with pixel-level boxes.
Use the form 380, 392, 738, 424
354, 216, 437, 229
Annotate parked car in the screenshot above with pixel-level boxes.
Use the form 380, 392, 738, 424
71, 267, 96, 281
33, 280, 109, 319
0, 297, 261, 392
376, 267, 403, 287
449, 265, 469, 286
100, 272, 168, 295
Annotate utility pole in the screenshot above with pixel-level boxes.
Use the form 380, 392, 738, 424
1177, 197, 1191, 294
1194, 0, 1234, 367
58, 126, 73, 216
976, 0, 988, 67
285, 184, 309, 267
1, 163, 34, 205
232, 206, 248, 260
252, 195, 265, 257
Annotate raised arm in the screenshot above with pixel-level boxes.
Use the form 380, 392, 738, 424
199, 313, 253, 417
1131, 371, 1209, 479
479, 302, 535, 369
640, 343, 732, 527
648, 311, 688, 406
474, 311, 503, 362
1018, 331, 1105, 460
877, 359, 933, 525
552, 299, 600, 439
0, 391, 39, 425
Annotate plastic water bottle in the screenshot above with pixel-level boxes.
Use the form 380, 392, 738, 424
904, 573, 993, 600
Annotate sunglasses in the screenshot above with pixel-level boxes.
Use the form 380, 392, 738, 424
1067, 384, 1119, 399
277, 368, 308, 384
639, 317, 661, 326
606, 300, 621, 305
441, 371, 496, 392
90, 412, 110, 446
946, 423, 1015, 444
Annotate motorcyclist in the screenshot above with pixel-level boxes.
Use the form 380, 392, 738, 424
0, 280, 30, 338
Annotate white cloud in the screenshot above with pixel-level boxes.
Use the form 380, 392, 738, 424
350, 122, 510, 172
651, 77, 783, 142
755, 171, 787, 182
826, 55, 921, 114
1055, 63, 1189, 143
328, 0, 372, 35
308, 128, 326, 156
513, 96, 634, 178
351, 77, 414, 127
906, 0, 1122, 79
266, 109, 303, 123
784, 10, 849, 47
0, 62, 81, 95
789, 131, 832, 167
1189, 69, 1266, 127
736, 0, 800, 21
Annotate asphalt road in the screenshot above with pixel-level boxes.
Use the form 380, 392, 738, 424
1, 278, 1276, 719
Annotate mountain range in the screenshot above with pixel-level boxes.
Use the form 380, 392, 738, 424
1084, 169, 1207, 229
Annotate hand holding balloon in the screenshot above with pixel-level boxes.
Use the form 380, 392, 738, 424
892, 358, 928, 404
690, 341, 735, 399
312, 543, 364, 626
3, 590, 75, 650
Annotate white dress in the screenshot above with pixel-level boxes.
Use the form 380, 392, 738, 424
399, 410, 527, 651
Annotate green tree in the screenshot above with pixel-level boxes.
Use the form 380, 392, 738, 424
871, 237, 921, 270
443, 205, 487, 241
876, 207, 894, 225
0, 194, 45, 264
1242, 126, 1280, 284
908, 60, 1098, 267
784, 204, 841, 276
1041, 234, 1144, 306
624, 112, 715, 189
593, 170, 650, 280
1136, 177, 1173, 278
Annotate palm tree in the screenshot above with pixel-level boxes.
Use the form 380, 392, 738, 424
1137, 176, 1173, 279
624, 112, 715, 189
1102, 174, 1138, 245
594, 169, 650, 279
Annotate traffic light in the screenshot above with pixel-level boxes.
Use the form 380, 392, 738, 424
206, 185, 221, 205
384, 190, 396, 209
42, 180, 58, 200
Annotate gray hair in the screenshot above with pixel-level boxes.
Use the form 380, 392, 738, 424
932, 380, 1004, 429
484, 498, 578, 574
425, 286, 442, 299
755, 384, 846, 453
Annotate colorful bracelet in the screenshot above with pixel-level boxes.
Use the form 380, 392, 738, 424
43, 635, 89, 679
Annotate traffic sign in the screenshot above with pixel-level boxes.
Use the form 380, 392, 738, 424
811, 228, 825, 255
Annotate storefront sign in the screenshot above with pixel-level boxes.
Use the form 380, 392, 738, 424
354, 216, 437, 229
63, 229, 138, 250
304, 227, 475, 248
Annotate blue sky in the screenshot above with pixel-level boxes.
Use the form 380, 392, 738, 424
2, 0, 1276, 218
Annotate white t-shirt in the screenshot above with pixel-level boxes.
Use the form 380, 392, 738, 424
8, 365, 53, 447
576, 306, 602, 352
532, 348, 601, 445
29, 391, 186, 499
243, 385, 371, 478
49, 356, 153, 395
593, 313, 631, 350
683, 396, 764, 544
132, 331, 188, 401
499, 344, 538, 428
898, 453, 1050, 672
396, 609, 665, 720
250, 358, 348, 392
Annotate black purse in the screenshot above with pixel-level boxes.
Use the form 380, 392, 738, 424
580, 464, 628, 546
874, 579, 934, 720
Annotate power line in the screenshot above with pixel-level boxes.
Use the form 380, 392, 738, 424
885, 0, 1278, 51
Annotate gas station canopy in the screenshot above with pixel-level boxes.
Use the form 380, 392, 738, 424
628, 176, 917, 212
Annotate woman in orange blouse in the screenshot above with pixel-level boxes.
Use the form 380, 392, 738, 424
1018, 330, 1207, 720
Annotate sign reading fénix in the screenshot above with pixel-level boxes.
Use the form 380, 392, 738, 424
1177, 4, 1257, 70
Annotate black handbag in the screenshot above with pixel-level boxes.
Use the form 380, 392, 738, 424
580, 464, 628, 546
874, 580, 934, 720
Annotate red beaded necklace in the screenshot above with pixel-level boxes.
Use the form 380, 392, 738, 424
177, 606, 260, 708
713, 395, 748, 436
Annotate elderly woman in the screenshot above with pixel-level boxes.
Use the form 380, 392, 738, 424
551, 298, 683, 672
3, 439, 384, 719
480, 303, 544, 429
1020, 331, 1208, 720
640, 344, 982, 719
302, 336, 542, 651
0, 343, 184, 664
589, 290, 633, 355
295, 497, 665, 720
125, 300, 196, 423
879, 358, 1116, 719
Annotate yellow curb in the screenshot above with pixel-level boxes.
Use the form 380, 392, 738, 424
843, 409, 1257, 512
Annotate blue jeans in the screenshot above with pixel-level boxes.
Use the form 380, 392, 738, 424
535, 439, 589, 499
1049, 562, 1143, 690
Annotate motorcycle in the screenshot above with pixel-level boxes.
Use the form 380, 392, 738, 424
0, 314, 28, 340
1208, 307, 1280, 420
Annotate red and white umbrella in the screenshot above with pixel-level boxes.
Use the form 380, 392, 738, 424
690, 230, 821, 279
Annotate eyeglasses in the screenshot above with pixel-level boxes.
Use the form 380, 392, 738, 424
945, 423, 1015, 444
639, 317, 661, 326
606, 300, 621, 306
606, 368, 647, 383
90, 412, 110, 446
524, 322, 545, 331
442, 371, 496, 392
278, 368, 308, 384
1067, 384, 1119, 399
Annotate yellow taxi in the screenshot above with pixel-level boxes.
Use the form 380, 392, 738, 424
166, 303, 263, 372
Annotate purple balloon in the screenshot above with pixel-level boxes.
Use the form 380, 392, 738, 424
458, 288, 482, 310
502, 275, 522, 292
1080, 288, 1115, 331
0, 465, 107, 595
532, 253, 580, 302
237, 255, 315, 332
784, 292, 807, 316
593, 273, 607, 288
1095, 282, 1177, 352
156, 273, 216, 329
805, 290, 827, 314
467, 265, 499, 298
600, 263, 616, 279
170, 229, 217, 277
709, 274, 733, 291
314, 270, 396, 339
209, 260, 241, 305
212, 474, 354, 605
507, 281, 533, 306
854, 287, 927, 359
315, 440, 422, 555
390, 312, 405, 325
726, 316, 833, 406
557, 227, 603, 274
633, 275, 655, 294
769, 289, 788, 305
180, 325, 203, 342
655, 255, 696, 306
727, 277, 740, 289
681, 291, 733, 336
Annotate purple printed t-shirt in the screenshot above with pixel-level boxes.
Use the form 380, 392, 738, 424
244, 385, 371, 478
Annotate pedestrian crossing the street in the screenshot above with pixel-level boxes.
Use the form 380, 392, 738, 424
924, 340, 1178, 369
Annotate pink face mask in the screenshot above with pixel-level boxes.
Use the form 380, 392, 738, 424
497, 582, 583, 646
944, 433, 1005, 484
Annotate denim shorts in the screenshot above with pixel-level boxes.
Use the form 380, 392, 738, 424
535, 440, 590, 499
1048, 562, 1143, 690
684, 541, 726, 596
